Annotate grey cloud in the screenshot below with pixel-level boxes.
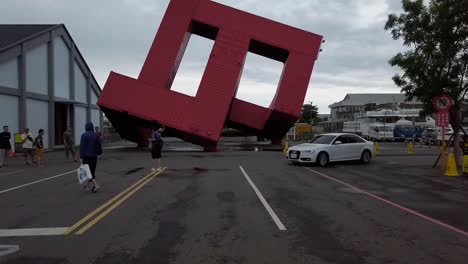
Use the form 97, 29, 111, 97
1, 0, 407, 113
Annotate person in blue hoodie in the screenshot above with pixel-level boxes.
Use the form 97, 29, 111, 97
80, 122, 102, 192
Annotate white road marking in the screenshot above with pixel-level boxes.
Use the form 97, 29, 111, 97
0, 170, 24, 176
239, 166, 287, 231
0, 245, 20, 256
0, 170, 75, 195
0, 227, 69, 237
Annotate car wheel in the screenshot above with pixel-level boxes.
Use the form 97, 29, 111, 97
317, 152, 329, 167
361, 150, 372, 164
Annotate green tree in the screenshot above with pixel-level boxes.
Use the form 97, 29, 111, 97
300, 102, 319, 124
385, 0, 468, 163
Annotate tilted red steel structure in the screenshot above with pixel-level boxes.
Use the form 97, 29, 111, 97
98, 0, 323, 151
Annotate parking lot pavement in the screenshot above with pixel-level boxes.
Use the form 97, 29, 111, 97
1, 149, 468, 263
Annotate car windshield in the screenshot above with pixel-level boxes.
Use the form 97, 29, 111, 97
309, 135, 336, 144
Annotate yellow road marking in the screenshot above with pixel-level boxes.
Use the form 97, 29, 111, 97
63, 170, 160, 235
74, 168, 166, 235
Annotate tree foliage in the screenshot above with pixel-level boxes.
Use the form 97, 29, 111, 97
299, 102, 319, 124
385, 0, 468, 112
385, 0, 468, 160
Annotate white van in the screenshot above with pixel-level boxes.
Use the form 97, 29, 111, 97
369, 126, 394, 141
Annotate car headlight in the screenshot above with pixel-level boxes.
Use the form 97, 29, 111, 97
303, 150, 315, 154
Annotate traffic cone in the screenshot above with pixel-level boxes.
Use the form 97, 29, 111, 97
374, 142, 380, 155
408, 142, 414, 155
444, 153, 459, 177
283, 142, 289, 155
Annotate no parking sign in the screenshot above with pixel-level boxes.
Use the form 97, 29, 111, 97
433, 95, 454, 128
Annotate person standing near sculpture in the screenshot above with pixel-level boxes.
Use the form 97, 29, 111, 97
95, 126, 104, 143
150, 127, 164, 172
64, 126, 78, 162
0, 126, 11, 168
21, 128, 34, 165
34, 129, 45, 166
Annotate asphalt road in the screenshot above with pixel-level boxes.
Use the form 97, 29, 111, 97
0, 147, 468, 263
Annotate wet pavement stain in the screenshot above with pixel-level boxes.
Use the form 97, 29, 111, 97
93, 184, 199, 264
2, 257, 71, 264
124, 167, 144, 175
273, 187, 366, 264
163, 168, 232, 178
134, 221, 185, 264
92, 250, 135, 264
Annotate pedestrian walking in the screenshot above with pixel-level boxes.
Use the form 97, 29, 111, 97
0, 126, 12, 168
95, 126, 104, 142
80, 122, 102, 192
150, 127, 164, 172
34, 129, 45, 166
64, 126, 77, 162
21, 128, 34, 165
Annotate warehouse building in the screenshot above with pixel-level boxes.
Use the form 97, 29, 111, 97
318, 93, 422, 132
0, 24, 102, 149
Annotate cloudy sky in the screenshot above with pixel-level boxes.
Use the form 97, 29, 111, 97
2, 0, 405, 113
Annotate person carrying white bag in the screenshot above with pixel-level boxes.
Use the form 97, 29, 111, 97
79, 122, 103, 193
77, 164, 93, 184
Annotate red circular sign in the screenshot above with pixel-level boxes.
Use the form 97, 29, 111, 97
433, 95, 454, 112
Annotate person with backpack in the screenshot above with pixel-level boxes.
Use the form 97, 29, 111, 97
0, 126, 12, 168
80, 122, 102, 192
34, 129, 45, 166
150, 126, 164, 172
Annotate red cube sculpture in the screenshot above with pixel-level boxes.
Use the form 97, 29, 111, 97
98, 0, 323, 151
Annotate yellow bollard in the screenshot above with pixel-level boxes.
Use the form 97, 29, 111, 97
442, 140, 448, 155
463, 143, 468, 175
441, 152, 448, 172
408, 141, 414, 155
374, 142, 380, 155
283, 141, 289, 156
463, 155, 468, 175
444, 153, 459, 177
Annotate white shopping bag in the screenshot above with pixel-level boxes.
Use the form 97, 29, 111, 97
77, 164, 93, 184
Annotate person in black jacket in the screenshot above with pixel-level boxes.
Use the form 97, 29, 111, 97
0, 126, 11, 168
80, 122, 102, 192
34, 129, 45, 167
150, 127, 164, 172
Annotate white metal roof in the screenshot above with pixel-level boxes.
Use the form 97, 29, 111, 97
329, 93, 420, 108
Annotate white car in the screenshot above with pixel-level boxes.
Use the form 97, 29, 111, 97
287, 133, 375, 166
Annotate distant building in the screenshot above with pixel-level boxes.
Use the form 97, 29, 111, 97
320, 93, 421, 132
0, 24, 102, 149
316, 114, 330, 122
329, 93, 421, 121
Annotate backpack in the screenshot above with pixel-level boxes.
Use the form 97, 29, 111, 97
33, 136, 40, 150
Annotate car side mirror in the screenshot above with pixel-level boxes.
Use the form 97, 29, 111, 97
334, 141, 342, 145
